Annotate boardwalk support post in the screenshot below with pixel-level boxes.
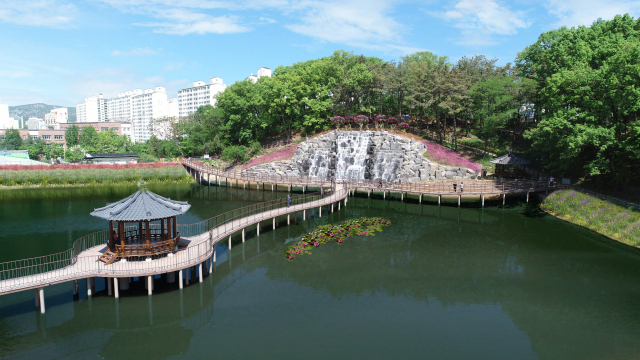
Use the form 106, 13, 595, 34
35, 289, 39, 308
273, 217, 276, 230
87, 278, 92, 297
419, 194, 422, 203
303, 209, 306, 220
108, 277, 113, 296
72, 280, 78, 296
319, 206, 322, 218
199, 263, 203, 283
526, 192, 529, 203
229, 235, 232, 250
39, 287, 45, 314
179, 270, 183, 289
148, 276, 153, 295
482, 194, 485, 208
438, 195, 441, 205
503, 194, 506, 205
242, 228, 245, 242
114, 278, 119, 298
458, 195, 461, 207
287, 214, 290, 225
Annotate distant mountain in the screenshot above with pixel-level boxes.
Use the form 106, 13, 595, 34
9, 103, 77, 122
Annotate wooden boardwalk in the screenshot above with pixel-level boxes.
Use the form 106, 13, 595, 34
0, 185, 348, 297
0, 159, 559, 311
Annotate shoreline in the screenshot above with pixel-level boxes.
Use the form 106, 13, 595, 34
540, 207, 640, 250
0, 179, 194, 190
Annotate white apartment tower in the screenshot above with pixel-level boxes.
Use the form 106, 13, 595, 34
105, 87, 169, 142
248, 67, 272, 83
177, 77, 226, 117
0, 103, 9, 129
76, 95, 107, 122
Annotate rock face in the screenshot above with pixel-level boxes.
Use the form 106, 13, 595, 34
243, 130, 477, 183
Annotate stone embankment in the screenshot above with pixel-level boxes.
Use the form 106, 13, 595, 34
243, 131, 477, 183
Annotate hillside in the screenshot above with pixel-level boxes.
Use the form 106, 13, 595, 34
9, 103, 77, 122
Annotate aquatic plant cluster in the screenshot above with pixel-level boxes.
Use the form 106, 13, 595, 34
243, 144, 299, 168
541, 190, 640, 247
421, 141, 482, 171
0, 163, 192, 186
285, 217, 391, 260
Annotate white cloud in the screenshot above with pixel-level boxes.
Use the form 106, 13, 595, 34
546, 0, 640, 29
284, 0, 420, 53
0, 0, 76, 28
432, 0, 529, 36
96, 0, 249, 35
259, 16, 277, 23
111, 47, 157, 56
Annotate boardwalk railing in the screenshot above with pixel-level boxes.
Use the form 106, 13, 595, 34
340, 178, 558, 195
0, 185, 346, 293
183, 159, 331, 187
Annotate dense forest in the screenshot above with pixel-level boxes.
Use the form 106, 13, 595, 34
3, 15, 639, 187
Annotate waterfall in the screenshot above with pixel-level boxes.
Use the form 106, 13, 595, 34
335, 132, 372, 179
307, 149, 331, 178
370, 151, 404, 182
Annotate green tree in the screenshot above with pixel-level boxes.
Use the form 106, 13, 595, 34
3, 129, 23, 150
65, 125, 79, 147
79, 126, 98, 148
517, 14, 640, 183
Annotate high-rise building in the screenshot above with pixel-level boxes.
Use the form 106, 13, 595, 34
177, 78, 226, 117
27, 117, 44, 130
0, 103, 10, 129
168, 98, 178, 118
76, 95, 107, 122
248, 67, 272, 83
105, 87, 170, 143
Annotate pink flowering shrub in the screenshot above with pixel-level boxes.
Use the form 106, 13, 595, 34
422, 141, 481, 172
244, 144, 300, 169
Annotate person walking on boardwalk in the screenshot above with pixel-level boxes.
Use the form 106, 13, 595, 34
287, 194, 291, 208
378, 179, 382, 188
460, 182, 464, 193
453, 182, 457, 192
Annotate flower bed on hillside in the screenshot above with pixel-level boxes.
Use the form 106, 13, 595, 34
244, 144, 299, 168
0, 163, 191, 186
541, 190, 640, 247
422, 141, 482, 171
285, 217, 391, 260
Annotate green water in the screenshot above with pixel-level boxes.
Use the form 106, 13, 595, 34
1, 185, 640, 359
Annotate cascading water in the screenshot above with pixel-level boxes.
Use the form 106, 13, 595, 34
335, 132, 373, 179
370, 151, 404, 182
307, 149, 331, 178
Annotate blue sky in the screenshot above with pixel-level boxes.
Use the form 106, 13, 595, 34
1, 0, 639, 107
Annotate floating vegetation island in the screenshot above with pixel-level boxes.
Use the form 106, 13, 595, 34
285, 217, 391, 260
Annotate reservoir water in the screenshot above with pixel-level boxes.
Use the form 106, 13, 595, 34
1, 184, 639, 359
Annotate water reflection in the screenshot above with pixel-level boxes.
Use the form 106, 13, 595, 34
1, 186, 640, 359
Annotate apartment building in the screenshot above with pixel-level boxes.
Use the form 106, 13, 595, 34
248, 67, 272, 83
177, 77, 226, 117
76, 95, 107, 122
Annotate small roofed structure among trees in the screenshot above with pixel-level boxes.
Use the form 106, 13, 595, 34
91, 183, 191, 265
490, 152, 531, 179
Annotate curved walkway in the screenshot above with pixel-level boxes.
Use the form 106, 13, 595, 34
0, 184, 347, 296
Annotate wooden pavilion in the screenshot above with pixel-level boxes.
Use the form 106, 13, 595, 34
490, 152, 531, 179
91, 186, 191, 265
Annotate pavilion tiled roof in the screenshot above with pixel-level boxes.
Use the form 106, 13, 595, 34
91, 188, 190, 222
489, 152, 531, 166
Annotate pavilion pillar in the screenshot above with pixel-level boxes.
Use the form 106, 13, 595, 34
145, 221, 151, 246
167, 218, 172, 240
173, 217, 177, 238
108, 220, 114, 249
161, 219, 165, 240
118, 221, 125, 247
139, 221, 143, 238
